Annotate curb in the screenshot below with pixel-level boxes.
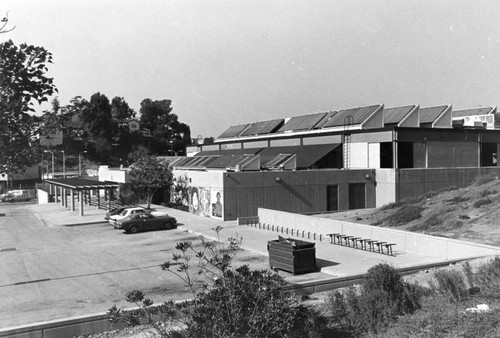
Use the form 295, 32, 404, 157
64, 220, 107, 227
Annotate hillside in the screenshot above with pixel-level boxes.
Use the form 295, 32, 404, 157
319, 174, 500, 246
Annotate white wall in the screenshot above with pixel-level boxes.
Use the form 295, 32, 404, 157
375, 169, 396, 207
98, 166, 129, 183
368, 143, 380, 168
349, 142, 369, 168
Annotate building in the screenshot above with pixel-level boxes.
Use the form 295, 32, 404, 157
170, 103, 500, 221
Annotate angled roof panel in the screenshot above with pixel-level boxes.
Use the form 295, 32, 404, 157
262, 154, 294, 168
196, 148, 262, 157
453, 107, 495, 118
384, 105, 417, 125
206, 155, 256, 169
172, 156, 218, 168
419, 105, 449, 124
217, 124, 251, 139
314, 111, 338, 128
321, 105, 381, 128
277, 112, 329, 132
240, 119, 284, 136
258, 144, 340, 169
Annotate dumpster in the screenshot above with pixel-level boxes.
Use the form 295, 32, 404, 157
267, 236, 316, 275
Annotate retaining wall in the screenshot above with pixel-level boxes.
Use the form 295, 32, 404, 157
257, 208, 500, 260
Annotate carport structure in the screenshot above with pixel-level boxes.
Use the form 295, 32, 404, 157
44, 179, 120, 216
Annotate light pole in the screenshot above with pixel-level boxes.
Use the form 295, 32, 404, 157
79, 151, 87, 176
44, 150, 55, 179
61, 150, 66, 178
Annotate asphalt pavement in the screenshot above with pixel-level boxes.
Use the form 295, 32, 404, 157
27, 202, 445, 279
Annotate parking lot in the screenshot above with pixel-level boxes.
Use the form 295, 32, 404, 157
0, 203, 270, 328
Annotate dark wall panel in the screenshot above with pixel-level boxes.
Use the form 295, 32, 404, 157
396, 168, 500, 201
223, 169, 375, 220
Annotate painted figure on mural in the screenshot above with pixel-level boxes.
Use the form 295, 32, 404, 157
199, 188, 211, 216
189, 187, 199, 214
212, 192, 222, 218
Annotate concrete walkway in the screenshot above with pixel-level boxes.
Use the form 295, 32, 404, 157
28, 203, 448, 283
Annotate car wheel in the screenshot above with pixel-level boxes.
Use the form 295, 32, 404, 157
164, 221, 173, 230
129, 225, 138, 234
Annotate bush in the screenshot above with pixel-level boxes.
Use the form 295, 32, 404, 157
383, 205, 424, 227
185, 266, 318, 338
429, 269, 470, 303
326, 264, 422, 334
381, 296, 500, 338
474, 257, 500, 296
473, 198, 492, 208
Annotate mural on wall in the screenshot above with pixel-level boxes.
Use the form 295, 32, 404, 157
211, 189, 223, 219
199, 188, 211, 217
189, 187, 200, 214
171, 174, 190, 207
189, 186, 212, 217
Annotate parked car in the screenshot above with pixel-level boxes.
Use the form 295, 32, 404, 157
108, 207, 167, 225
115, 213, 177, 234
108, 207, 149, 225
105, 205, 135, 221
1, 190, 30, 202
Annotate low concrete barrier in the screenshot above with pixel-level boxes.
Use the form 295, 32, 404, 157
258, 208, 500, 260
0, 311, 125, 338
237, 216, 259, 226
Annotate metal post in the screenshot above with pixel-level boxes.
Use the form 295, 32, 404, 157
79, 151, 87, 176
61, 150, 66, 178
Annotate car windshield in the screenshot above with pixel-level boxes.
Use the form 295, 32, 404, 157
119, 209, 129, 216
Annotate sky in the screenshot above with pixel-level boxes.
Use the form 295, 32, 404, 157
2, 1, 500, 139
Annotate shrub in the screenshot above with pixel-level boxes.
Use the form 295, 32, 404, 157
326, 264, 422, 334
445, 196, 469, 204
429, 269, 470, 303
380, 296, 500, 338
379, 201, 403, 210
474, 257, 500, 296
186, 266, 317, 338
473, 198, 492, 208
383, 205, 424, 226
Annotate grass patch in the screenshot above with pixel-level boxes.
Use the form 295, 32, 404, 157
473, 174, 500, 186
383, 205, 424, 227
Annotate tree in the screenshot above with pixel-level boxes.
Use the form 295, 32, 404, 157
129, 155, 172, 209
111, 96, 135, 120
139, 98, 191, 155
139, 98, 173, 132
81, 92, 113, 140
203, 136, 215, 145
0, 40, 57, 173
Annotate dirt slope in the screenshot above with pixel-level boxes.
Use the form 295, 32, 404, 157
319, 174, 500, 246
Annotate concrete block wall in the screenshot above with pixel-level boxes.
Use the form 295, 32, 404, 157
258, 208, 500, 260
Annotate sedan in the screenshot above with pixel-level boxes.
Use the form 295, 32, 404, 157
108, 207, 149, 225
105, 205, 135, 221
115, 213, 177, 234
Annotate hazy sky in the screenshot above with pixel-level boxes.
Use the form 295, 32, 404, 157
2, 1, 500, 138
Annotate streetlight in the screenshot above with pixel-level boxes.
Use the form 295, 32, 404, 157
79, 151, 87, 176
61, 150, 66, 178
43, 150, 55, 179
